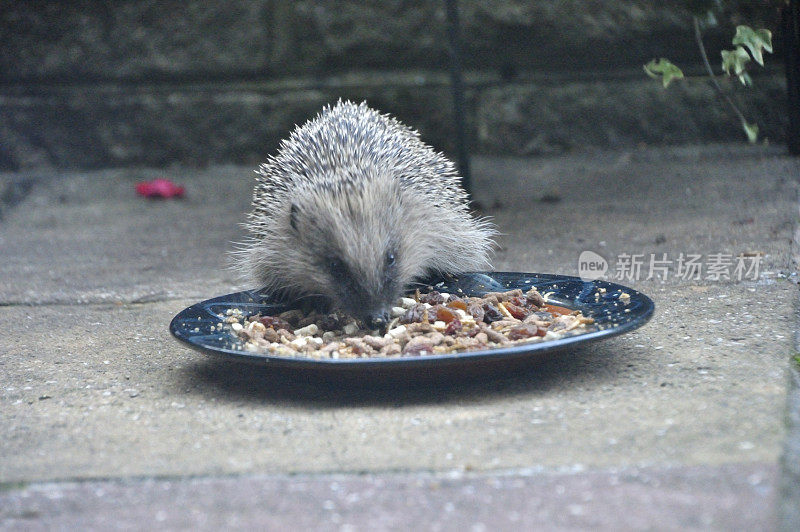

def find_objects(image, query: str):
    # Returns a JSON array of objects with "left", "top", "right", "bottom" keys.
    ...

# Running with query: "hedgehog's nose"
[{"left": 366, "top": 311, "right": 389, "bottom": 330}]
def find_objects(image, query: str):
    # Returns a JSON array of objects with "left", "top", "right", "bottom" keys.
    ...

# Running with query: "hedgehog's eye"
[
  {"left": 328, "top": 257, "right": 347, "bottom": 278},
  {"left": 385, "top": 251, "right": 396, "bottom": 267}
]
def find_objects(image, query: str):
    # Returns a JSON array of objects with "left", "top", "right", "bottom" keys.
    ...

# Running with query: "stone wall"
[{"left": 0, "top": 0, "right": 787, "bottom": 169}]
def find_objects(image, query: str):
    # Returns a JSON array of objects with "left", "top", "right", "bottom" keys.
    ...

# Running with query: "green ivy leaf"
[
  {"left": 742, "top": 120, "right": 759, "bottom": 143},
  {"left": 721, "top": 46, "right": 752, "bottom": 85},
  {"left": 732, "top": 26, "right": 773, "bottom": 66},
  {"left": 739, "top": 72, "right": 753, "bottom": 86},
  {"left": 643, "top": 58, "right": 685, "bottom": 88}
]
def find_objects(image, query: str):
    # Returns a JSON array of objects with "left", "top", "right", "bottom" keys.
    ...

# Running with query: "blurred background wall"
[{"left": 0, "top": 0, "right": 787, "bottom": 170}]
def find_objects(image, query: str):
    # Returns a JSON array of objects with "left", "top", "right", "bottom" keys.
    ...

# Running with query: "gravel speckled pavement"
[{"left": 1, "top": 144, "right": 798, "bottom": 530}]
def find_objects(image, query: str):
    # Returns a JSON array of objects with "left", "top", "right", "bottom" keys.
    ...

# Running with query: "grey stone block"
[
  {"left": 0, "top": 1, "right": 778, "bottom": 81},
  {"left": 475, "top": 72, "right": 788, "bottom": 154},
  {"left": 0, "top": 1, "right": 278, "bottom": 81},
  {"left": 0, "top": 82, "right": 461, "bottom": 168},
  {"left": 0, "top": 1, "right": 787, "bottom": 168},
  {"left": 0, "top": 72, "right": 788, "bottom": 169}
]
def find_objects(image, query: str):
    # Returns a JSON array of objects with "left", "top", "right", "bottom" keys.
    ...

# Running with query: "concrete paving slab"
[
  {"left": 0, "top": 463, "right": 777, "bottom": 531},
  {"left": 0, "top": 144, "right": 797, "bottom": 527},
  {"left": 1, "top": 144, "right": 796, "bottom": 305},
  {"left": 0, "top": 166, "right": 252, "bottom": 305},
  {"left": 475, "top": 144, "right": 797, "bottom": 278},
  {"left": 0, "top": 280, "right": 792, "bottom": 483}
]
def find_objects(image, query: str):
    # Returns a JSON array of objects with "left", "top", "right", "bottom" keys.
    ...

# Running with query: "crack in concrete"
[
  {"left": 0, "top": 175, "right": 37, "bottom": 220},
  {"left": 0, "top": 295, "right": 199, "bottom": 308},
  {"left": 778, "top": 192, "right": 800, "bottom": 531},
  {"left": 779, "top": 365, "right": 800, "bottom": 531}
]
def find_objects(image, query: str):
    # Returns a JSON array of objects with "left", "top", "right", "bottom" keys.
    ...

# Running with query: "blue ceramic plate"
[{"left": 170, "top": 272, "right": 654, "bottom": 372}]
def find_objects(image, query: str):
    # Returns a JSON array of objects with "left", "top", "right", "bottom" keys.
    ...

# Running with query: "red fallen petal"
[{"left": 136, "top": 178, "right": 185, "bottom": 198}]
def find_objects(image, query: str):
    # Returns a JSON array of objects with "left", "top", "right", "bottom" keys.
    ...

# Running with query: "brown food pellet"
[
  {"left": 403, "top": 336, "right": 434, "bottom": 356},
  {"left": 427, "top": 332, "right": 445, "bottom": 347},
  {"left": 381, "top": 343, "right": 402, "bottom": 357},
  {"left": 262, "top": 327, "right": 279, "bottom": 343},
  {"left": 483, "top": 326, "right": 508, "bottom": 344},
  {"left": 467, "top": 303, "right": 485, "bottom": 322},
  {"left": 363, "top": 335, "right": 389, "bottom": 350},
  {"left": 276, "top": 329, "right": 295, "bottom": 341},
  {"left": 344, "top": 338, "right": 374, "bottom": 356},
  {"left": 526, "top": 289, "right": 546, "bottom": 307}
]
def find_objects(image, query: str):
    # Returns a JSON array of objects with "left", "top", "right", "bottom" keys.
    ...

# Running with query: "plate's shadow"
[{"left": 181, "top": 341, "right": 626, "bottom": 407}]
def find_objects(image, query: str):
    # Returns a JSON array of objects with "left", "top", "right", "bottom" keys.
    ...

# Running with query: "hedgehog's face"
[{"left": 288, "top": 176, "right": 413, "bottom": 327}]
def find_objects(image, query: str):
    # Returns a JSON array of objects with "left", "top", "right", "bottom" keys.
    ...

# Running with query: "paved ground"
[{"left": 1, "top": 144, "right": 798, "bottom": 529}]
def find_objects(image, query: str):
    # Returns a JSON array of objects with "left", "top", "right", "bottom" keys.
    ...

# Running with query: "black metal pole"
[
  {"left": 444, "top": 0, "right": 472, "bottom": 197},
  {"left": 784, "top": 0, "right": 800, "bottom": 155}
]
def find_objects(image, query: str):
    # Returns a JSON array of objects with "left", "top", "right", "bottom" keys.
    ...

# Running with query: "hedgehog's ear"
[{"left": 289, "top": 203, "right": 299, "bottom": 232}]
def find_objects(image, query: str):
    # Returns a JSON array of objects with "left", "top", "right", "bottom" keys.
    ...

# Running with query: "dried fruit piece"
[
  {"left": 258, "top": 315, "right": 294, "bottom": 332},
  {"left": 508, "top": 296, "right": 527, "bottom": 308},
  {"left": 447, "top": 299, "right": 468, "bottom": 311},
  {"left": 444, "top": 318, "right": 462, "bottom": 335},
  {"left": 419, "top": 291, "right": 445, "bottom": 305},
  {"left": 400, "top": 304, "right": 429, "bottom": 324},
  {"left": 467, "top": 303, "right": 485, "bottom": 322},
  {"left": 435, "top": 306, "right": 458, "bottom": 324},
  {"left": 508, "top": 323, "right": 545, "bottom": 340},
  {"left": 543, "top": 304, "right": 573, "bottom": 316},
  {"left": 503, "top": 302, "right": 529, "bottom": 320},
  {"left": 277, "top": 309, "right": 304, "bottom": 326},
  {"left": 482, "top": 303, "right": 504, "bottom": 323}
]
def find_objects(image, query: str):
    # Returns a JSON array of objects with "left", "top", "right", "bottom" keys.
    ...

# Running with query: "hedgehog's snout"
[
  {"left": 346, "top": 294, "right": 391, "bottom": 329},
  {"left": 365, "top": 310, "right": 390, "bottom": 330},
  {"left": 324, "top": 245, "right": 400, "bottom": 329},
  {"left": 331, "top": 278, "right": 393, "bottom": 329}
]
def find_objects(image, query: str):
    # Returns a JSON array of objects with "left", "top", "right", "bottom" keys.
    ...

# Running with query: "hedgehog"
[{"left": 234, "top": 100, "right": 495, "bottom": 327}]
